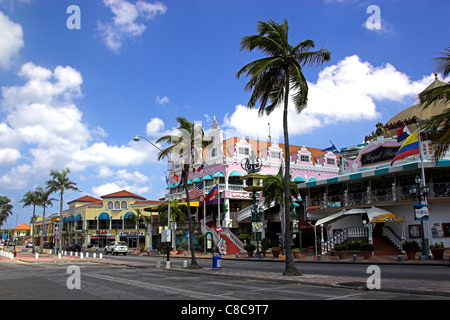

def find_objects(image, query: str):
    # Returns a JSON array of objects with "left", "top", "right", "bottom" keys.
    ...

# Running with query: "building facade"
[
  {"left": 60, "top": 191, "right": 162, "bottom": 250},
  {"left": 298, "top": 77, "right": 450, "bottom": 256},
  {"left": 166, "top": 117, "right": 340, "bottom": 251}
]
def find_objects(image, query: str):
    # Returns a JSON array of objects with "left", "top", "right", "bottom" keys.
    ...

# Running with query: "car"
[
  {"left": 43, "top": 241, "right": 54, "bottom": 249},
  {"left": 26, "top": 242, "right": 33, "bottom": 248},
  {"left": 66, "top": 243, "right": 82, "bottom": 252},
  {"left": 104, "top": 241, "right": 128, "bottom": 256}
]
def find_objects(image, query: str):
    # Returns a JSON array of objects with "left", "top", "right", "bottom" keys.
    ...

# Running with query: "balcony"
[{"left": 305, "top": 182, "right": 450, "bottom": 212}]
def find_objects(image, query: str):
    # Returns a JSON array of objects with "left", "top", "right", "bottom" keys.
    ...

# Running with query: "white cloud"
[
  {"left": 91, "top": 181, "right": 149, "bottom": 198},
  {"left": 0, "top": 147, "right": 21, "bottom": 165},
  {"left": 0, "top": 11, "right": 23, "bottom": 69},
  {"left": 225, "top": 55, "right": 438, "bottom": 139},
  {"left": 0, "top": 62, "right": 159, "bottom": 189},
  {"left": 98, "top": 0, "right": 167, "bottom": 53},
  {"left": 155, "top": 95, "right": 169, "bottom": 105}
]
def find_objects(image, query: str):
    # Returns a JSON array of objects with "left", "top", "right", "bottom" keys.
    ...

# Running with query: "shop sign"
[
  {"left": 371, "top": 213, "right": 404, "bottom": 223},
  {"left": 360, "top": 146, "right": 399, "bottom": 166},
  {"left": 93, "top": 230, "right": 111, "bottom": 236},
  {"left": 119, "top": 231, "right": 145, "bottom": 237},
  {"left": 414, "top": 204, "right": 429, "bottom": 221}
]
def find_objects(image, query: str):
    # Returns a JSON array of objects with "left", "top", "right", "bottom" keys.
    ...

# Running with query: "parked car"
[
  {"left": 66, "top": 243, "right": 82, "bottom": 252},
  {"left": 43, "top": 241, "right": 54, "bottom": 249},
  {"left": 26, "top": 242, "right": 33, "bottom": 248},
  {"left": 104, "top": 241, "right": 128, "bottom": 256}
]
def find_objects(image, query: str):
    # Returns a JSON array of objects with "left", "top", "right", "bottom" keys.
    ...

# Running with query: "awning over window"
[
  {"left": 98, "top": 212, "right": 110, "bottom": 220},
  {"left": 73, "top": 214, "right": 82, "bottom": 221},
  {"left": 123, "top": 211, "right": 135, "bottom": 219},
  {"left": 229, "top": 170, "right": 243, "bottom": 177}
]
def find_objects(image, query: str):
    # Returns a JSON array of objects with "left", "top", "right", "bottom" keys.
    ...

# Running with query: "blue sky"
[{"left": 0, "top": 0, "right": 449, "bottom": 228}]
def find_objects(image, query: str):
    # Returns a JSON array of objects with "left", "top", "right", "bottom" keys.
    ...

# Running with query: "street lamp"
[
  {"left": 241, "top": 151, "right": 264, "bottom": 258},
  {"left": 133, "top": 135, "right": 172, "bottom": 263},
  {"left": 408, "top": 175, "right": 430, "bottom": 260}
]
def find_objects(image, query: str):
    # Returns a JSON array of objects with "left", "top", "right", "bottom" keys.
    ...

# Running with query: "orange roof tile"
[
  {"left": 101, "top": 190, "right": 146, "bottom": 200},
  {"left": 13, "top": 223, "right": 30, "bottom": 230},
  {"left": 68, "top": 195, "right": 102, "bottom": 204}
]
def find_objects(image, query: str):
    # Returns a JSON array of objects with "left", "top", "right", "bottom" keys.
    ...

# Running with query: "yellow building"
[
  {"left": 32, "top": 214, "right": 60, "bottom": 247},
  {"left": 61, "top": 190, "right": 162, "bottom": 250}
]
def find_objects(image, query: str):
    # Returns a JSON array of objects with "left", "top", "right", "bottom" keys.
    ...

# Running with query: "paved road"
[
  {"left": 103, "top": 254, "right": 450, "bottom": 282},
  {"left": 0, "top": 260, "right": 446, "bottom": 303}
]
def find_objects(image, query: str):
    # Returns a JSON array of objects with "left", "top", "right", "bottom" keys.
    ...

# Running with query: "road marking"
[{"left": 84, "top": 273, "right": 241, "bottom": 300}]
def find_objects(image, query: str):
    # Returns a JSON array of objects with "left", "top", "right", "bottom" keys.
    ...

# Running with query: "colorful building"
[
  {"left": 166, "top": 117, "right": 340, "bottom": 253},
  {"left": 60, "top": 191, "right": 163, "bottom": 250},
  {"left": 298, "top": 76, "right": 450, "bottom": 257}
]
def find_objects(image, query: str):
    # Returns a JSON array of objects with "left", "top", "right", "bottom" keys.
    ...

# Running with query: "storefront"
[{"left": 119, "top": 231, "right": 145, "bottom": 248}]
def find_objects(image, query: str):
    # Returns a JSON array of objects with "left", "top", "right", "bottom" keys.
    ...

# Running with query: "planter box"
[{"left": 431, "top": 248, "right": 444, "bottom": 260}]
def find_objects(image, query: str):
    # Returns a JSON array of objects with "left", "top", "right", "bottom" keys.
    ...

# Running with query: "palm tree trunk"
[
  {"left": 183, "top": 164, "right": 200, "bottom": 268},
  {"left": 282, "top": 71, "right": 301, "bottom": 276}
]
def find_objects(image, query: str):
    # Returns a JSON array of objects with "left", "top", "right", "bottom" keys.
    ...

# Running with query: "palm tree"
[
  {"left": 46, "top": 168, "right": 81, "bottom": 252},
  {"left": 419, "top": 46, "right": 450, "bottom": 161},
  {"left": 0, "top": 195, "right": 13, "bottom": 227},
  {"left": 35, "top": 186, "right": 57, "bottom": 253},
  {"left": 156, "top": 116, "right": 211, "bottom": 268},
  {"left": 237, "top": 19, "right": 331, "bottom": 276},
  {"left": 20, "top": 190, "right": 40, "bottom": 253},
  {"left": 157, "top": 200, "right": 187, "bottom": 226},
  {"left": 262, "top": 166, "right": 299, "bottom": 255}
]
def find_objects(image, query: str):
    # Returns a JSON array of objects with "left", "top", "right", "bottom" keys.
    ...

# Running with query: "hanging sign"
[{"left": 414, "top": 204, "right": 429, "bottom": 221}]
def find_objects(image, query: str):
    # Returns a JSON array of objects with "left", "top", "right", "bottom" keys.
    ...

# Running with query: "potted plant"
[
  {"left": 360, "top": 242, "right": 375, "bottom": 258},
  {"left": 271, "top": 246, "right": 281, "bottom": 258},
  {"left": 402, "top": 241, "right": 420, "bottom": 260},
  {"left": 430, "top": 242, "right": 445, "bottom": 260},
  {"left": 334, "top": 243, "right": 348, "bottom": 259},
  {"left": 261, "top": 238, "right": 271, "bottom": 257},
  {"left": 292, "top": 248, "right": 300, "bottom": 258},
  {"left": 177, "top": 248, "right": 185, "bottom": 255},
  {"left": 244, "top": 244, "right": 256, "bottom": 257}
]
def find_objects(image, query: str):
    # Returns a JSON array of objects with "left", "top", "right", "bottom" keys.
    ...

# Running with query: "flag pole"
[{"left": 417, "top": 122, "right": 433, "bottom": 250}]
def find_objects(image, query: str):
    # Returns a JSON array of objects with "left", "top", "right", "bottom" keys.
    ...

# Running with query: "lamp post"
[
  {"left": 409, "top": 175, "right": 430, "bottom": 260},
  {"left": 241, "top": 151, "right": 263, "bottom": 258},
  {"left": 133, "top": 135, "right": 172, "bottom": 263}
]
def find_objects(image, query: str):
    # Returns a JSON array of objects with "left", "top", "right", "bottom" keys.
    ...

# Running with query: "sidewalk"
[{"left": 2, "top": 251, "right": 449, "bottom": 297}]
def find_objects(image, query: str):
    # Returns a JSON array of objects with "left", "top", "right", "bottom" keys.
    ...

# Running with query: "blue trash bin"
[{"left": 212, "top": 253, "right": 222, "bottom": 270}]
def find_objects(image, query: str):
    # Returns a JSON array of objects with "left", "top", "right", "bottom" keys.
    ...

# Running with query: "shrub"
[
  {"left": 430, "top": 242, "right": 444, "bottom": 249},
  {"left": 244, "top": 244, "right": 256, "bottom": 252},
  {"left": 261, "top": 238, "right": 271, "bottom": 251},
  {"left": 334, "top": 243, "right": 348, "bottom": 251},
  {"left": 360, "top": 242, "right": 375, "bottom": 252},
  {"left": 347, "top": 241, "right": 361, "bottom": 251},
  {"left": 402, "top": 241, "right": 420, "bottom": 252},
  {"left": 238, "top": 233, "right": 251, "bottom": 244}
]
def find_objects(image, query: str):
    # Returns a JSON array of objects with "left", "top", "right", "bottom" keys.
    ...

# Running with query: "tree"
[
  {"left": 262, "top": 166, "right": 299, "bottom": 255},
  {"left": 35, "top": 186, "right": 57, "bottom": 253},
  {"left": 46, "top": 168, "right": 81, "bottom": 252},
  {"left": 419, "top": 46, "right": 450, "bottom": 161},
  {"left": 157, "top": 200, "right": 187, "bottom": 226},
  {"left": 20, "top": 190, "right": 40, "bottom": 253},
  {"left": 237, "top": 19, "right": 331, "bottom": 276},
  {"left": 156, "top": 116, "right": 211, "bottom": 268},
  {"left": 0, "top": 195, "right": 13, "bottom": 228}
]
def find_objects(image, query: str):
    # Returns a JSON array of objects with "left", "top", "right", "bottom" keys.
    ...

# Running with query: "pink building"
[{"left": 167, "top": 118, "right": 339, "bottom": 252}]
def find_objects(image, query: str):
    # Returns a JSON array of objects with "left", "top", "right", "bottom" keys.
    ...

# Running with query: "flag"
[
  {"left": 396, "top": 123, "right": 411, "bottom": 142},
  {"left": 188, "top": 182, "right": 204, "bottom": 200},
  {"left": 202, "top": 183, "right": 218, "bottom": 202},
  {"left": 174, "top": 172, "right": 179, "bottom": 182},
  {"left": 322, "top": 143, "right": 339, "bottom": 154},
  {"left": 197, "top": 164, "right": 204, "bottom": 172},
  {"left": 391, "top": 130, "right": 419, "bottom": 166}
]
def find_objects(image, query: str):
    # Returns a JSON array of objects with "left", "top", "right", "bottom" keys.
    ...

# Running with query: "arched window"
[
  {"left": 107, "top": 201, "right": 113, "bottom": 209},
  {"left": 114, "top": 201, "right": 120, "bottom": 209},
  {"left": 121, "top": 201, "right": 127, "bottom": 209}
]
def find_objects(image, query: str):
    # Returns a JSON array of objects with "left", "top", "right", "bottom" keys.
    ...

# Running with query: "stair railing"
[
  {"left": 382, "top": 226, "right": 404, "bottom": 252},
  {"left": 322, "top": 227, "right": 368, "bottom": 254}
]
